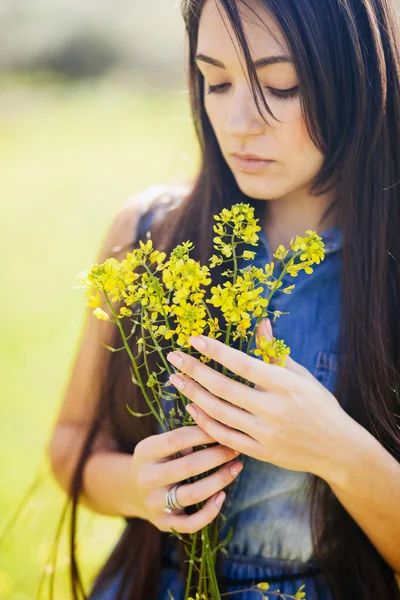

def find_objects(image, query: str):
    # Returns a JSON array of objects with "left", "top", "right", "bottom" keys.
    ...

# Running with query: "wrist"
[
  {"left": 319, "top": 413, "right": 378, "bottom": 491},
  {"left": 83, "top": 450, "right": 147, "bottom": 519}
]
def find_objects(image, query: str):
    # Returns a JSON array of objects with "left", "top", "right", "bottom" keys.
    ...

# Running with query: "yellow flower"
[
  {"left": 281, "top": 284, "right": 295, "bottom": 294},
  {"left": 256, "top": 582, "right": 270, "bottom": 590},
  {"left": 294, "top": 584, "right": 307, "bottom": 599},
  {"left": 207, "top": 317, "right": 222, "bottom": 339},
  {"left": 290, "top": 230, "right": 325, "bottom": 262},
  {"left": 214, "top": 207, "right": 233, "bottom": 223},
  {"left": 207, "top": 273, "right": 268, "bottom": 339},
  {"left": 209, "top": 254, "right": 223, "bottom": 268},
  {"left": 131, "top": 272, "right": 169, "bottom": 320},
  {"left": 253, "top": 335, "right": 291, "bottom": 366},
  {"left": 150, "top": 249, "right": 166, "bottom": 268},
  {"left": 273, "top": 244, "right": 289, "bottom": 261},
  {"left": 162, "top": 248, "right": 211, "bottom": 305},
  {"left": 213, "top": 203, "right": 261, "bottom": 251},
  {"left": 86, "top": 290, "right": 102, "bottom": 308},
  {"left": 242, "top": 250, "right": 256, "bottom": 260},
  {"left": 93, "top": 308, "right": 110, "bottom": 321},
  {"left": 139, "top": 239, "right": 153, "bottom": 254},
  {"left": 286, "top": 230, "right": 325, "bottom": 274},
  {"left": 118, "top": 307, "right": 133, "bottom": 319},
  {"left": 170, "top": 300, "right": 208, "bottom": 347}
]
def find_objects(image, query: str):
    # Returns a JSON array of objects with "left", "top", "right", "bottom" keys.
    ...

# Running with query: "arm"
[
  {"left": 48, "top": 188, "right": 157, "bottom": 518},
  {"left": 322, "top": 419, "right": 400, "bottom": 575},
  {"left": 164, "top": 332, "right": 400, "bottom": 578}
]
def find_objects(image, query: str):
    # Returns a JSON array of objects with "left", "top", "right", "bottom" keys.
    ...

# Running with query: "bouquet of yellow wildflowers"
[{"left": 76, "top": 203, "right": 325, "bottom": 600}]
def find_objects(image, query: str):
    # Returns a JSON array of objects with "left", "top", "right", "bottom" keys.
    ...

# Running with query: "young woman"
[{"left": 48, "top": 0, "right": 400, "bottom": 599}]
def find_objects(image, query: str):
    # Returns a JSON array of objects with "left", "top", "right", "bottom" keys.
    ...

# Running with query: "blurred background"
[{"left": 0, "top": 1, "right": 199, "bottom": 598}]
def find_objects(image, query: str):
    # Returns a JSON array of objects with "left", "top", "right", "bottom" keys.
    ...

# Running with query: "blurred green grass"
[{"left": 0, "top": 74, "right": 198, "bottom": 599}]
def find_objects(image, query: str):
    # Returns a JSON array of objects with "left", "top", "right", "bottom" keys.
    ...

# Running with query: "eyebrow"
[{"left": 195, "top": 53, "right": 294, "bottom": 70}]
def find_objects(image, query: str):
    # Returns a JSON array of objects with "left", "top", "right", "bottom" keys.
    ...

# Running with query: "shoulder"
[{"left": 101, "top": 181, "right": 192, "bottom": 261}]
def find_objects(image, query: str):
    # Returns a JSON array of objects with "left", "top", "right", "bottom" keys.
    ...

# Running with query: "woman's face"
[{"left": 196, "top": 0, "right": 324, "bottom": 202}]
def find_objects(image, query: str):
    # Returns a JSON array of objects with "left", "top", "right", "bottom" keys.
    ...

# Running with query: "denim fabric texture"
[{"left": 88, "top": 192, "right": 343, "bottom": 599}]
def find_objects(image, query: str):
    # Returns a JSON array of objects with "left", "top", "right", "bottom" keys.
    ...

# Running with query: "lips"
[
  {"left": 231, "top": 153, "right": 274, "bottom": 173},
  {"left": 232, "top": 153, "right": 271, "bottom": 161}
]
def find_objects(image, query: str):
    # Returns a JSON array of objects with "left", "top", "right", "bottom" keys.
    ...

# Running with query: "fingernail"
[
  {"left": 266, "top": 318, "right": 273, "bottom": 335},
  {"left": 186, "top": 404, "right": 198, "bottom": 418},
  {"left": 167, "top": 352, "right": 183, "bottom": 367},
  {"left": 188, "top": 336, "right": 206, "bottom": 350},
  {"left": 169, "top": 374, "right": 185, "bottom": 390},
  {"left": 230, "top": 462, "right": 243, "bottom": 477},
  {"left": 215, "top": 491, "right": 225, "bottom": 506}
]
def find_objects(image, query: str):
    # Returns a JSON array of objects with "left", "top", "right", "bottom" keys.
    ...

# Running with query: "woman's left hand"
[{"left": 167, "top": 319, "right": 354, "bottom": 479}]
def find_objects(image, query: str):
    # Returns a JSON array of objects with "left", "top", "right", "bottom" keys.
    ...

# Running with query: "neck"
[{"left": 261, "top": 188, "right": 337, "bottom": 259}]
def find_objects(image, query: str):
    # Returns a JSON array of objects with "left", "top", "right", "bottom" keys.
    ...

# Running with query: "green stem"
[
  {"left": 140, "top": 307, "right": 169, "bottom": 431},
  {"left": 244, "top": 254, "right": 298, "bottom": 357},
  {"left": 201, "top": 299, "right": 219, "bottom": 372},
  {"left": 222, "top": 324, "right": 232, "bottom": 377},
  {"left": 184, "top": 531, "right": 198, "bottom": 600},
  {"left": 231, "top": 234, "right": 238, "bottom": 284},
  {"left": 104, "top": 293, "right": 164, "bottom": 429},
  {"left": 198, "top": 533, "right": 206, "bottom": 595},
  {"left": 219, "top": 234, "right": 238, "bottom": 377},
  {"left": 220, "top": 587, "right": 302, "bottom": 599},
  {"left": 203, "top": 526, "right": 221, "bottom": 600},
  {"left": 142, "top": 263, "right": 187, "bottom": 407},
  {"left": 142, "top": 262, "right": 179, "bottom": 353}
]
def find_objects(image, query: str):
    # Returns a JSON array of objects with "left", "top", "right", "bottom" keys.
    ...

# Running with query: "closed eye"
[{"left": 206, "top": 82, "right": 299, "bottom": 100}]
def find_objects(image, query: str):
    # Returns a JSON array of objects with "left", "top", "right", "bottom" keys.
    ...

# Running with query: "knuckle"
[
  {"left": 186, "top": 359, "right": 196, "bottom": 378},
  {"left": 165, "top": 429, "right": 182, "bottom": 452},
  {"left": 213, "top": 382, "right": 227, "bottom": 399},
  {"left": 135, "top": 437, "right": 150, "bottom": 459},
  {"left": 137, "top": 467, "right": 155, "bottom": 488},
  {"left": 182, "top": 486, "right": 195, "bottom": 505},
  {"left": 180, "top": 462, "right": 192, "bottom": 481},
  {"left": 184, "top": 378, "right": 194, "bottom": 396},
  {"left": 220, "top": 445, "right": 235, "bottom": 462},
  {"left": 212, "top": 407, "right": 224, "bottom": 422}
]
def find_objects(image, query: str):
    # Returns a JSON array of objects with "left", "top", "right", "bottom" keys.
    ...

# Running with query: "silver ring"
[{"left": 164, "top": 483, "right": 185, "bottom": 514}]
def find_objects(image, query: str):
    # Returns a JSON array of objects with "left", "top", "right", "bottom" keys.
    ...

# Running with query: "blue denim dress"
[{"left": 89, "top": 193, "right": 343, "bottom": 600}]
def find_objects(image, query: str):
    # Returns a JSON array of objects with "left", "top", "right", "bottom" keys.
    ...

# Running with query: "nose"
[{"left": 225, "top": 84, "right": 269, "bottom": 137}]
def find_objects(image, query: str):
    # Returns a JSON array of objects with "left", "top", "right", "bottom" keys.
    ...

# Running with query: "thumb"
[
  {"left": 256, "top": 318, "right": 313, "bottom": 380},
  {"left": 256, "top": 316, "right": 273, "bottom": 342}
]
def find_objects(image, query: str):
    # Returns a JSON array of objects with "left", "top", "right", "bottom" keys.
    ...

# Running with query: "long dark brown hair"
[{"left": 62, "top": 0, "right": 400, "bottom": 598}]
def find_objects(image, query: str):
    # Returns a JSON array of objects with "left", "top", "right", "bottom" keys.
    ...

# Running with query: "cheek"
[
  {"left": 280, "top": 108, "right": 324, "bottom": 182},
  {"left": 204, "top": 99, "right": 225, "bottom": 141}
]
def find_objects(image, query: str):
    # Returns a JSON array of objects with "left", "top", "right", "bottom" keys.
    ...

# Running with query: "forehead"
[{"left": 197, "top": 0, "right": 289, "bottom": 63}]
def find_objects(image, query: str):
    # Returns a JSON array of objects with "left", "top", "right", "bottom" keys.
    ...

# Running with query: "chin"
[{"left": 235, "top": 177, "right": 288, "bottom": 200}]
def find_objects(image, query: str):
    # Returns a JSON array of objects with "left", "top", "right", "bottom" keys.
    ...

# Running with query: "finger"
[
  {"left": 167, "top": 459, "right": 243, "bottom": 509},
  {"left": 257, "top": 319, "right": 312, "bottom": 379},
  {"left": 150, "top": 443, "right": 239, "bottom": 488},
  {"left": 167, "top": 351, "right": 260, "bottom": 412},
  {"left": 162, "top": 490, "right": 226, "bottom": 534},
  {"left": 186, "top": 403, "right": 261, "bottom": 459},
  {"left": 255, "top": 319, "right": 279, "bottom": 366},
  {"left": 186, "top": 335, "right": 299, "bottom": 392},
  {"left": 138, "top": 426, "right": 217, "bottom": 462},
  {"left": 179, "top": 447, "right": 193, "bottom": 457},
  {"left": 169, "top": 373, "right": 256, "bottom": 435}
]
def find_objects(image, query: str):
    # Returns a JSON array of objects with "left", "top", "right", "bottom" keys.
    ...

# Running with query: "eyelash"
[{"left": 206, "top": 83, "right": 299, "bottom": 100}]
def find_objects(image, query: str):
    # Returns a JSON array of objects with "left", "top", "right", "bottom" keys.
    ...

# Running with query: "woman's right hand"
[{"left": 130, "top": 425, "right": 243, "bottom": 534}]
